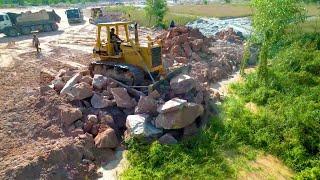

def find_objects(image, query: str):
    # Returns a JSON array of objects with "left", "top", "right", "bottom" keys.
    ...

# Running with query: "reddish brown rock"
[
  {"left": 175, "top": 57, "right": 188, "bottom": 64},
  {"left": 191, "top": 39, "right": 204, "bottom": 52},
  {"left": 191, "top": 52, "right": 201, "bottom": 62},
  {"left": 94, "top": 128, "right": 119, "bottom": 148},
  {"left": 80, "top": 76, "right": 93, "bottom": 85},
  {"left": 69, "top": 82, "right": 93, "bottom": 100},
  {"left": 90, "top": 93, "right": 114, "bottom": 109},
  {"left": 135, "top": 96, "right": 158, "bottom": 114},
  {"left": 111, "top": 88, "right": 136, "bottom": 109},
  {"left": 183, "top": 42, "right": 193, "bottom": 58},
  {"left": 170, "top": 74, "right": 196, "bottom": 94},
  {"left": 58, "top": 105, "right": 82, "bottom": 126}
]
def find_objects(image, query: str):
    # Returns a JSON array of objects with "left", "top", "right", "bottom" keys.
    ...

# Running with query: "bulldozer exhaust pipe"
[{"left": 134, "top": 23, "right": 139, "bottom": 44}]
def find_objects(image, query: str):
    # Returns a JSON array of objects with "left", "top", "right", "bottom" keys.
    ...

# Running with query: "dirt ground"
[{"left": 0, "top": 6, "right": 162, "bottom": 178}]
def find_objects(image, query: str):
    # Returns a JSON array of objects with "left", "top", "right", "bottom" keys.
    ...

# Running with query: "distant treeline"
[{"left": 0, "top": 0, "right": 98, "bottom": 6}]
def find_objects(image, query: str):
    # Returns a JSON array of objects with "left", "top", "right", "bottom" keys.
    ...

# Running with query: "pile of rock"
[
  {"left": 157, "top": 26, "right": 243, "bottom": 84},
  {"left": 49, "top": 68, "right": 207, "bottom": 146},
  {"left": 215, "top": 27, "right": 243, "bottom": 44}
]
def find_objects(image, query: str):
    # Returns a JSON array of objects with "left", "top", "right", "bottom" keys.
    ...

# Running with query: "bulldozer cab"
[
  {"left": 94, "top": 21, "right": 130, "bottom": 58},
  {"left": 90, "top": 8, "right": 103, "bottom": 18}
]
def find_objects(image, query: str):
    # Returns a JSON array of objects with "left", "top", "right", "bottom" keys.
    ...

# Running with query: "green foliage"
[
  {"left": 230, "top": 34, "right": 320, "bottom": 177},
  {"left": 251, "top": 0, "right": 307, "bottom": 84},
  {"left": 105, "top": 6, "right": 197, "bottom": 28},
  {"left": 145, "top": 0, "right": 168, "bottom": 27},
  {"left": 203, "top": 0, "right": 208, "bottom": 5}
]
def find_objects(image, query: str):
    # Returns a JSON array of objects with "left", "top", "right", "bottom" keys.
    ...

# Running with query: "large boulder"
[
  {"left": 170, "top": 74, "right": 196, "bottom": 94},
  {"left": 135, "top": 96, "right": 158, "bottom": 114},
  {"left": 155, "top": 102, "right": 203, "bottom": 129},
  {"left": 91, "top": 93, "right": 114, "bottom": 109},
  {"left": 92, "top": 74, "right": 107, "bottom": 90},
  {"left": 126, "top": 114, "right": 162, "bottom": 138},
  {"left": 94, "top": 128, "right": 119, "bottom": 148},
  {"left": 157, "top": 98, "right": 187, "bottom": 113},
  {"left": 60, "top": 73, "right": 82, "bottom": 95},
  {"left": 111, "top": 88, "right": 136, "bottom": 109},
  {"left": 58, "top": 105, "right": 82, "bottom": 126},
  {"left": 68, "top": 82, "right": 93, "bottom": 100}
]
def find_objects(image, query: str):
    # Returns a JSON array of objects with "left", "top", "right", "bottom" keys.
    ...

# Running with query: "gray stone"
[
  {"left": 126, "top": 114, "right": 162, "bottom": 138},
  {"left": 92, "top": 74, "right": 107, "bottom": 90},
  {"left": 158, "top": 133, "right": 178, "bottom": 145},
  {"left": 87, "top": 114, "right": 98, "bottom": 124},
  {"left": 91, "top": 93, "right": 115, "bottom": 109},
  {"left": 157, "top": 98, "right": 187, "bottom": 113},
  {"left": 155, "top": 103, "right": 204, "bottom": 129},
  {"left": 170, "top": 74, "right": 196, "bottom": 94},
  {"left": 60, "top": 73, "right": 82, "bottom": 95}
]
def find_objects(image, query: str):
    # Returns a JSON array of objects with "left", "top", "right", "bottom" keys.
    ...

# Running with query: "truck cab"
[
  {"left": 65, "top": 8, "right": 84, "bottom": 24},
  {"left": 0, "top": 13, "right": 12, "bottom": 33}
]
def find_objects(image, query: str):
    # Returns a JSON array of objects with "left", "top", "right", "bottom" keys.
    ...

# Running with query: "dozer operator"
[{"left": 90, "top": 21, "right": 164, "bottom": 86}]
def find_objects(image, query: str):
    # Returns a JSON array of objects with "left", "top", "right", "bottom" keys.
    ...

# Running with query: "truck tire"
[
  {"left": 51, "top": 24, "right": 59, "bottom": 31},
  {"left": 43, "top": 24, "right": 52, "bottom": 32},
  {"left": 4, "top": 27, "right": 18, "bottom": 37},
  {"left": 21, "top": 26, "right": 31, "bottom": 35}
]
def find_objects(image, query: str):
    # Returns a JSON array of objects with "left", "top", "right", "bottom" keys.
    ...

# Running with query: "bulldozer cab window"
[
  {"left": 99, "top": 26, "right": 108, "bottom": 45},
  {"left": 98, "top": 25, "right": 128, "bottom": 43}
]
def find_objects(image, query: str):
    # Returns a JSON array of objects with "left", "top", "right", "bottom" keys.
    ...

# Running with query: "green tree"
[
  {"left": 145, "top": 0, "right": 168, "bottom": 27},
  {"left": 251, "top": 0, "right": 306, "bottom": 84}
]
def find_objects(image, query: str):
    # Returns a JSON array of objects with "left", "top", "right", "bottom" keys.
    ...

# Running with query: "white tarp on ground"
[{"left": 187, "top": 17, "right": 253, "bottom": 38}]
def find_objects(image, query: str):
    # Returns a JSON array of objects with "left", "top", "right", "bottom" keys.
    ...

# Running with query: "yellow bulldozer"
[{"left": 90, "top": 21, "right": 164, "bottom": 86}]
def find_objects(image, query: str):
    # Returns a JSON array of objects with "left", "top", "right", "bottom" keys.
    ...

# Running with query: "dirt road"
[{"left": 0, "top": 6, "right": 125, "bottom": 178}]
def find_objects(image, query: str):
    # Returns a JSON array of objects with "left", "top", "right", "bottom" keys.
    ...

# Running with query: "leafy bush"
[{"left": 230, "top": 37, "right": 320, "bottom": 177}]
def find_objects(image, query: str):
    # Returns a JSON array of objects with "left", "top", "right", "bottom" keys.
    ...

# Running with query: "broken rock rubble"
[
  {"left": 47, "top": 26, "right": 238, "bottom": 149},
  {"left": 49, "top": 67, "right": 207, "bottom": 147},
  {"left": 157, "top": 26, "right": 243, "bottom": 84}
]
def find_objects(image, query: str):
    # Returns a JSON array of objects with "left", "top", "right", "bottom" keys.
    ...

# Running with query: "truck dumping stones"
[{"left": 0, "top": 9, "right": 61, "bottom": 36}]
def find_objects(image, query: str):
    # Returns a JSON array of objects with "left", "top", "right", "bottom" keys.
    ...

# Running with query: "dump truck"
[
  {"left": 0, "top": 9, "right": 61, "bottom": 37},
  {"left": 65, "top": 8, "right": 84, "bottom": 24}
]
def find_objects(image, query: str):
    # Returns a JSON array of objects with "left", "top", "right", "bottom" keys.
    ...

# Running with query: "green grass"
[
  {"left": 105, "top": 6, "right": 198, "bottom": 28},
  {"left": 168, "top": 3, "right": 319, "bottom": 18},
  {"left": 169, "top": 4, "right": 253, "bottom": 18},
  {"left": 121, "top": 109, "right": 264, "bottom": 179}
]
